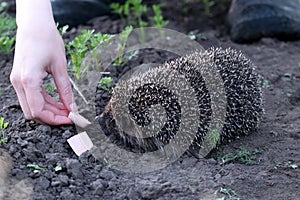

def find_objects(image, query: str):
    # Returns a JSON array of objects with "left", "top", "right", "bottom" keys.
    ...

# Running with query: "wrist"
[{"left": 16, "top": 0, "right": 56, "bottom": 28}]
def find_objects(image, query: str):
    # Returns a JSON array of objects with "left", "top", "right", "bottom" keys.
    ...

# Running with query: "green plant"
[
  {"left": 273, "top": 161, "right": 298, "bottom": 170},
  {"left": 0, "top": 13, "right": 16, "bottom": 54},
  {"left": 286, "top": 92, "right": 292, "bottom": 97},
  {"left": 215, "top": 188, "right": 240, "bottom": 200},
  {"left": 198, "top": 33, "right": 207, "bottom": 40},
  {"left": 290, "top": 163, "right": 298, "bottom": 169},
  {"left": 111, "top": 0, "right": 168, "bottom": 29},
  {"left": 179, "top": 0, "right": 189, "bottom": 16},
  {"left": 202, "top": 0, "right": 214, "bottom": 16},
  {"left": 0, "top": 2, "right": 8, "bottom": 13},
  {"left": 98, "top": 77, "right": 113, "bottom": 92},
  {"left": 150, "top": 4, "right": 169, "bottom": 28},
  {"left": 180, "top": 0, "right": 214, "bottom": 17},
  {"left": 45, "top": 84, "right": 56, "bottom": 97},
  {"left": 111, "top": 0, "right": 148, "bottom": 28},
  {"left": 0, "top": 36, "right": 15, "bottom": 53},
  {"left": 207, "top": 127, "right": 221, "bottom": 148},
  {"left": 221, "top": 147, "right": 262, "bottom": 165},
  {"left": 0, "top": 117, "right": 8, "bottom": 144},
  {"left": 127, "top": 50, "right": 139, "bottom": 60},
  {"left": 57, "top": 23, "right": 69, "bottom": 36},
  {"left": 188, "top": 32, "right": 197, "bottom": 40},
  {"left": 114, "top": 26, "right": 133, "bottom": 66},
  {"left": 283, "top": 72, "right": 293, "bottom": 78},
  {"left": 263, "top": 79, "right": 270, "bottom": 89},
  {"left": 187, "top": 32, "right": 207, "bottom": 41},
  {"left": 27, "top": 164, "right": 47, "bottom": 173},
  {"left": 54, "top": 165, "right": 62, "bottom": 172},
  {"left": 66, "top": 29, "right": 113, "bottom": 80}
]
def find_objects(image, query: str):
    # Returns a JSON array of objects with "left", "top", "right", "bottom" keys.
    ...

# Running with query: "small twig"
[
  {"left": 68, "top": 77, "right": 89, "bottom": 105},
  {"left": 100, "top": 72, "right": 111, "bottom": 75},
  {"left": 100, "top": 101, "right": 112, "bottom": 118}
]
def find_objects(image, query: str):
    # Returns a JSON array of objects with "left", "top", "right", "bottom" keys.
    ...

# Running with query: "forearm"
[{"left": 16, "top": 0, "right": 55, "bottom": 28}]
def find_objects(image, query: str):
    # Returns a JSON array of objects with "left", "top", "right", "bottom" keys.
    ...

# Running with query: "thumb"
[{"left": 52, "top": 64, "right": 77, "bottom": 112}]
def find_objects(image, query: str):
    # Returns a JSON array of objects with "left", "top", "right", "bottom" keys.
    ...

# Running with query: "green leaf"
[
  {"left": 27, "top": 164, "right": 47, "bottom": 171},
  {"left": 198, "top": 33, "right": 207, "bottom": 41},
  {"left": 120, "top": 26, "right": 133, "bottom": 41},
  {"left": 66, "top": 29, "right": 113, "bottom": 80},
  {"left": 59, "top": 25, "right": 69, "bottom": 36},
  {"left": 263, "top": 80, "right": 270, "bottom": 89},
  {"left": 149, "top": 4, "right": 168, "bottom": 28},
  {"left": 220, "top": 188, "right": 237, "bottom": 196},
  {"left": 0, "top": 2, "right": 8, "bottom": 12},
  {"left": 283, "top": 73, "right": 292, "bottom": 78},
  {"left": 3, "top": 122, "right": 8, "bottom": 129},
  {"left": 0, "top": 13, "right": 16, "bottom": 54},
  {"left": 221, "top": 147, "right": 261, "bottom": 165},
  {"left": 98, "top": 77, "right": 113, "bottom": 91},
  {"left": 290, "top": 164, "right": 298, "bottom": 169},
  {"left": 188, "top": 34, "right": 196, "bottom": 40},
  {"left": 0, "top": 138, "right": 7, "bottom": 144},
  {"left": 54, "top": 165, "right": 62, "bottom": 172},
  {"left": 0, "top": 117, "right": 3, "bottom": 127},
  {"left": 124, "top": 2, "right": 130, "bottom": 16}
]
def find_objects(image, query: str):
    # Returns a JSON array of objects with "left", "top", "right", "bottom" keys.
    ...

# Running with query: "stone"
[
  {"left": 91, "top": 179, "right": 105, "bottom": 196},
  {"left": 228, "top": 0, "right": 300, "bottom": 42},
  {"left": 51, "top": 0, "right": 125, "bottom": 27},
  {"left": 35, "top": 177, "right": 50, "bottom": 190},
  {"left": 66, "top": 159, "right": 83, "bottom": 179}
]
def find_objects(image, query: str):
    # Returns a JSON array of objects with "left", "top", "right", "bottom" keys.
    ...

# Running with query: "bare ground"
[{"left": 0, "top": 0, "right": 299, "bottom": 199}]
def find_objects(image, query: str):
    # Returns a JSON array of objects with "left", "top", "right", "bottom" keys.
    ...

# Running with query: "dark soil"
[{"left": 0, "top": 0, "right": 300, "bottom": 200}]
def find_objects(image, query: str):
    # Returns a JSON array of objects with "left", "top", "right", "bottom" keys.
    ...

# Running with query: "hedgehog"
[{"left": 97, "top": 47, "right": 263, "bottom": 156}]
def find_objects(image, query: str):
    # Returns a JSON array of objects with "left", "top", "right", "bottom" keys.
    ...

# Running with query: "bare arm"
[{"left": 10, "top": 0, "right": 76, "bottom": 125}]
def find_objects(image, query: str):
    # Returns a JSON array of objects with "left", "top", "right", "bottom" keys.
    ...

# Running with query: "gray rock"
[
  {"left": 99, "top": 169, "right": 115, "bottom": 180},
  {"left": 17, "top": 138, "right": 28, "bottom": 147},
  {"left": 228, "top": 0, "right": 300, "bottom": 42},
  {"left": 23, "top": 147, "right": 44, "bottom": 162},
  {"left": 45, "top": 153, "right": 59, "bottom": 165},
  {"left": 66, "top": 159, "right": 83, "bottom": 179},
  {"left": 38, "top": 125, "right": 52, "bottom": 135},
  {"left": 127, "top": 187, "right": 141, "bottom": 200},
  {"left": 35, "top": 177, "right": 50, "bottom": 190},
  {"left": 51, "top": 175, "right": 69, "bottom": 187},
  {"left": 51, "top": 0, "right": 120, "bottom": 27},
  {"left": 62, "top": 130, "right": 73, "bottom": 139},
  {"left": 60, "top": 189, "right": 75, "bottom": 200},
  {"left": 92, "top": 179, "right": 105, "bottom": 196}
]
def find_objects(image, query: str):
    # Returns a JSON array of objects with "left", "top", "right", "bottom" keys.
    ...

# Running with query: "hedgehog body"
[{"left": 98, "top": 47, "right": 263, "bottom": 154}]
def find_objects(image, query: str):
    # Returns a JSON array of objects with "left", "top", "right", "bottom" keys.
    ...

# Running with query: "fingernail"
[{"left": 70, "top": 103, "right": 78, "bottom": 112}]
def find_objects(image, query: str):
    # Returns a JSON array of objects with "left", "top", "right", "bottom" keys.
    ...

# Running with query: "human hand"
[
  {"left": 10, "top": 15, "right": 76, "bottom": 125},
  {"left": 10, "top": 25, "right": 75, "bottom": 125}
]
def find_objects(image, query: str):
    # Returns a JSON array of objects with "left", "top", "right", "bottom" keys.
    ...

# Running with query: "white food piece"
[
  {"left": 67, "top": 131, "right": 93, "bottom": 156},
  {"left": 68, "top": 112, "right": 92, "bottom": 128}
]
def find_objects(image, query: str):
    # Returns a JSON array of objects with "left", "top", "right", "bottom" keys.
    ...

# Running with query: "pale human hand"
[{"left": 10, "top": 0, "right": 76, "bottom": 125}]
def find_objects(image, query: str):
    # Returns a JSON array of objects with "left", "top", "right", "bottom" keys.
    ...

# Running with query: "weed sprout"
[
  {"left": 0, "top": 13, "right": 16, "bottom": 54},
  {"left": 0, "top": 117, "right": 9, "bottom": 144}
]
